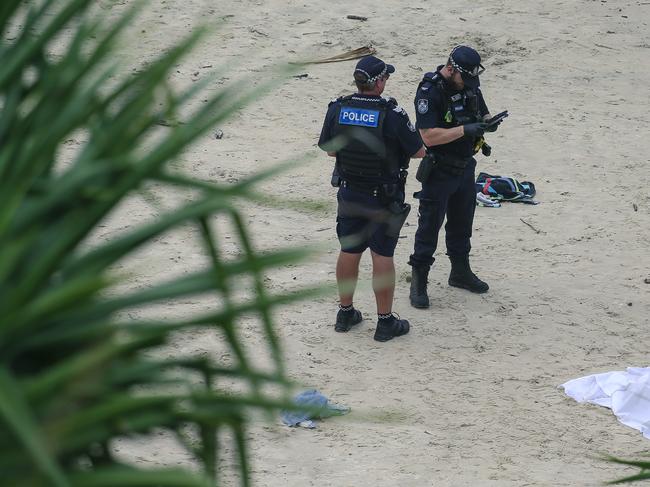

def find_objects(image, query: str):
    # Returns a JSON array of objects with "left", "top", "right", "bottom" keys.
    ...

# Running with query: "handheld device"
[{"left": 486, "top": 110, "right": 509, "bottom": 129}]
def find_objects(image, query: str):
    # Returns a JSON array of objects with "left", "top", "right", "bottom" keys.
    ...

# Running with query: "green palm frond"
[
  {"left": 0, "top": 1, "right": 313, "bottom": 485},
  {"left": 607, "top": 455, "right": 650, "bottom": 484}
]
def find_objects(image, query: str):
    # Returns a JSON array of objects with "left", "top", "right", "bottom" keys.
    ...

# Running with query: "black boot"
[
  {"left": 409, "top": 266, "right": 430, "bottom": 309},
  {"left": 335, "top": 307, "right": 363, "bottom": 332},
  {"left": 448, "top": 255, "right": 489, "bottom": 293},
  {"left": 374, "top": 313, "right": 410, "bottom": 342}
]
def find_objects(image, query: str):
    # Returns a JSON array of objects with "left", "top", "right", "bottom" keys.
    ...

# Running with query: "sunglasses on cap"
[{"left": 449, "top": 56, "right": 485, "bottom": 77}]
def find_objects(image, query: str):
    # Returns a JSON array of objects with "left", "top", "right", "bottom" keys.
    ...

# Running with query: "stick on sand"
[{"left": 520, "top": 218, "right": 543, "bottom": 234}]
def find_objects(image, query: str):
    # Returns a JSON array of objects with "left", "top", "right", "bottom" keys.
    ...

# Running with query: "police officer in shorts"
[
  {"left": 409, "top": 46, "right": 502, "bottom": 308},
  {"left": 318, "top": 56, "right": 425, "bottom": 341}
]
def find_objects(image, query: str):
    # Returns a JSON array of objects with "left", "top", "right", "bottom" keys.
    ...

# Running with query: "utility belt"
[
  {"left": 332, "top": 169, "right": 406, "bottom": 204},
  {"left": 340, "top": 179, "right": 382, "bottom": 197},
  {"left": 415, "top": 151, "right": 473, "bottom": 180},
  {"left": 332, "top": 174, "right": 411, "bottom": 238}
]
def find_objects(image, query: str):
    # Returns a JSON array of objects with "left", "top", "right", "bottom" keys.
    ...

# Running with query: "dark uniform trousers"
[{"left": 409, "top": 157, "right": 477, "bottom": 268}]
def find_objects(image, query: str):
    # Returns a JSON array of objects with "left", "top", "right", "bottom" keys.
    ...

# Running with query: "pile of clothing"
[{"left": 475, "top": 172, "right": 537, "bottom": 207}]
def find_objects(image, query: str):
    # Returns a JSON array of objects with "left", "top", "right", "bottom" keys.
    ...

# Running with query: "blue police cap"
[
  {"left": 449, "top": 45, "right": 485, "bottom": 89},
  {"left": 354, "top": 55, "right": 395, "bottom": 83}
]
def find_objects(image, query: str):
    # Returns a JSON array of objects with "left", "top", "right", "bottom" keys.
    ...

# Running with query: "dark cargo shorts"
[{"left": 336, "top": 187, "right": 399, "bottom": 257}]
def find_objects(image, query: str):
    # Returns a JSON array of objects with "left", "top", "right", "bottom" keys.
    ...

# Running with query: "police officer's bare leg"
[
  {"left": 336, "top": 250, "right": 362, "bottom": 305},
  {"left": 370, "top": 251, "right": 395, "bottom": 314},
  {"left": 370, "top": 251, "right": 410, "bottom": 342},
  {"left": 334, "top": 251, "right": 364, "bottom": 332}
]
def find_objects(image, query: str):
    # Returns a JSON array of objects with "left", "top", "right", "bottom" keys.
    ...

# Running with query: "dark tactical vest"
[
  {"left": 331, "top": 95, "right": 402, "bottom": 182},
  {"left": 417, "top": 71, "right": 484, "bottom": 163},
  {"left": 417, "top": 72, "right": 481, "bottom": 128}
]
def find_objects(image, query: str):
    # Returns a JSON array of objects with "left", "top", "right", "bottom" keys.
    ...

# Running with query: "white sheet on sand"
[{"left": 561, "top": 367, "right": 650, "bottom": 439}]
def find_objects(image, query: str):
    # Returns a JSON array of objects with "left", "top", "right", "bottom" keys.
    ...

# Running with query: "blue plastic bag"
[{"left": 280, "top": 390, "right": 350, "bottom": 428}]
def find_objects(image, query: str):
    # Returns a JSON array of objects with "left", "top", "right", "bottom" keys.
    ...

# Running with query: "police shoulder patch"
[
  {"left": 392, "top": 104, "right": 407, "bottom": 116},
  {"left": 417, "top": 98, "right": 429, "bottom": 114}
]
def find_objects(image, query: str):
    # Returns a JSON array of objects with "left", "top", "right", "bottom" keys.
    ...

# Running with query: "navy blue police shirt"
[
  {"left": 318, "top": 94, "right": 423, "bottom": 184},
  {"left": 414, "top": 66, "right": 489, "bottom": 158}
]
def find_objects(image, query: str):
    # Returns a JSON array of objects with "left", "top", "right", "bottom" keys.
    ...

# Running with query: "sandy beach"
[{"left": 95, "top": 1, "right": 650, "bottom": 485}]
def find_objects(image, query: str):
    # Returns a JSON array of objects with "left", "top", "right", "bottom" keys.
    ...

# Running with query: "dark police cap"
[
  {"left": 354, "top": 55, "right": 395, "bottom": 83},
  {"left": 449, "top": 45, "right": 485, "bottom": 89}
]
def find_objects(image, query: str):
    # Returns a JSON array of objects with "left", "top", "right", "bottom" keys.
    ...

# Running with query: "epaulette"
[
  {"left": 392, "top": 103, "right": 408, "bottom": 116},
  {"left": 418, "top": 71, "right": 439, "bottom": 93}
]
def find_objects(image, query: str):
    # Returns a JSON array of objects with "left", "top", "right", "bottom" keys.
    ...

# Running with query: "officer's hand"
[
  {"left": 463, "top": 122, "right": 488, "bottom": 138},
  {"left": 484, "top": 121, "right": 500, "bottom": 133}
]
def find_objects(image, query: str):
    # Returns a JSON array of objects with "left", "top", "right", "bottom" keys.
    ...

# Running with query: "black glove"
[
  {"left": 463, "top": 122, "right": 487, "bottom": 138},
  {"left": 484, "top": 120, "right": 501, "bottom": 133}
]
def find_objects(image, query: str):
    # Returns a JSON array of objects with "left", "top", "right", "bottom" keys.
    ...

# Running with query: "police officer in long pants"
[
  {"left": 319, "top": 56, "right": 426, "bottom": 341},
  {"left": 409, "top": 46, "right": 502, "bottom": 308}
]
